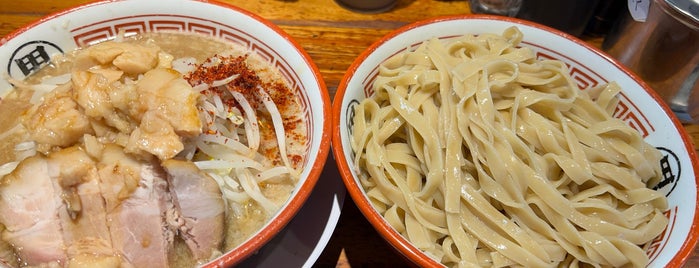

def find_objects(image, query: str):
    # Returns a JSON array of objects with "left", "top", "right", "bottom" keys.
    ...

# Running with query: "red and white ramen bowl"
[
  {"left": 0, "top": 0, "right": 331, "bottom": 266},
  {"left": 332, "top": 15, "right": 699, "bottom": 267}
]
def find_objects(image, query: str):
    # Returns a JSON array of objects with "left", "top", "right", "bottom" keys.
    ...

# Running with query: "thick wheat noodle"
[{"left": 350, "top": 27, "right": 669, "bottom": 267}]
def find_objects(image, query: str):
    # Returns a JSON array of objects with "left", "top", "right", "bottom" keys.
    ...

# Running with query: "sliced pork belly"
[
  {"left": 162, "top": 159, "right": 225, "bottom": 261},
  {"left": 98, "top": 147, "right": 174, "bottom": 268},
  {"left": 0, "top": 144, "right": 226, "bottom": 267},
  {"left": 0, "top": 156, "right": 67, "bottom": 265},
  {"left": 47, "top": 147, "right": 121, "bottom": 267}
]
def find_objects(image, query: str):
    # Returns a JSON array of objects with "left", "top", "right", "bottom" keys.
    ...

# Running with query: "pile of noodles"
[{"left": 350, "top": 27, "right": 668, "bottom": 267}]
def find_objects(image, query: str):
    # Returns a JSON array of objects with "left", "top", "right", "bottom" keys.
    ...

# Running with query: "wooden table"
[{"left": 2, "top": 0, "right": 698, "bottom": 267}]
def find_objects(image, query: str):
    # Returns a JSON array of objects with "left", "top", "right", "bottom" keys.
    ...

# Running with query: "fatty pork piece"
[
  {"left": 0, "top": 156, "right": 68, "bottom": 266},
  {"left": 125, "top": 110, "right": 184, "bottom": 162},
  {"left": 23, "top": 82, "right": 93, "bottom": 153},
  {"left": 71, "top": 69, "right": 135, "bottom": 134},
  {"left": 74, "top": 41, "right": 161, "bottom": 75},
  {"left": 98, "top": 144, "right": 174, "bottom": 268},
  {"left": 161, "top": 160, "right": 225, "bottom": 261},
  {"left": 125, "top": 68, "right": 203, "bottom": 160},
  {"left": 134, "top": 68, "right": 202, "bottom": 137}
]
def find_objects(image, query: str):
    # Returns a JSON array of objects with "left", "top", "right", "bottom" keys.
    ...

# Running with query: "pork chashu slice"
[
  {"left": 162, "top": 159, "right": 225, "bottom": 261},
  {"left": 0, "top": 148, "right": 128, "bottom": 267},
  {"left": 98, "top": 144, "right": 174, "bottom": 268},
  {"left": 0, "top": 156, "right": 68, "bottom": 266},
  {"left": 48, "top": 146, "right": 122, "bottom": 267}
]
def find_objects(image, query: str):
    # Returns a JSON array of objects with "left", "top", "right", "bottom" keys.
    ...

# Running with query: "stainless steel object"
[{"left": 603, "top": 0, "right": 699, "bottom": 123}]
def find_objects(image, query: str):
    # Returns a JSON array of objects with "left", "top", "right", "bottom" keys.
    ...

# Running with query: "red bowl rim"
[
  {"left": 1, "top": 0, "right": 333, "bottom": 266},
  {"left": 331, "top": 14, "right": 699, "bottom": 268}
]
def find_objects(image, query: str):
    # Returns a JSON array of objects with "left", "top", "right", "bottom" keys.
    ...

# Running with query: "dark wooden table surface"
[{"left": 2, "top": 0, "right": 698, "bottom": 267}]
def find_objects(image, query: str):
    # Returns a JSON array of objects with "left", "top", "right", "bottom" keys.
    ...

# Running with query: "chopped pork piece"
[
  {"left": 101, "top": 152, "right": 174, "bottom": 268},
  {"left": 48, "top": 146, "right": 95, "bottom": 187},
  {"left": 135, "top": 68, "right": 202, "bottom": 137},
  {"left": 126, "top": 110, "right": 184, "bottom": 160},
  {"left": 71, "top": 70, "right": 114, "bottom": 118},
  {"left": 84, "top": 41, "right": 160, "bottom": 75},
  {"left": 97, "top": 144, "right": 142, "bottom": 212},
  {"left": 23, "top": 83, "right": 93, "bottom": 151},
  {"left": 121, "top": 67, "right": 203, "bottom": 160},
  {"left": 85, "top": 42, "right": 129, "bottom": 65},
  {"left": 0, "top": 156, "right": 68, "bottom": 265},
  {"left": 88, "top": 68, "right": 124, "bottom": 83},
  {"left": 162, "top": 159, "right": 225, "bottom": 261},
  {"left": 71, "top": 70, "right": 134, "bottom": 134},
  {"left": 112, "top": 45, "right": 160, "bottom": 75},
  {"left": 108, "top": 82, "right": 138, "bottom": 120}
]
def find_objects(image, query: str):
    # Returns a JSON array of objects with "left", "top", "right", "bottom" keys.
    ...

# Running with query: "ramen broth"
[{"left": 0, "top": 32, "right": 307, "bottom": 267}]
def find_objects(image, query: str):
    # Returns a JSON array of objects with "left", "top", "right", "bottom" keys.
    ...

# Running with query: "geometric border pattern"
[
  {"left": 646, "top": 207, "right": 677, "bottom": 264},
  {"left": 525, "top": 42, "right": 655, "bottom": 137}
]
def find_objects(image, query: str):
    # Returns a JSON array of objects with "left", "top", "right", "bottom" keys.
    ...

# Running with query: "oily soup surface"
[{"left": 0, "top": 32, "right": 307, "bottom": 267}]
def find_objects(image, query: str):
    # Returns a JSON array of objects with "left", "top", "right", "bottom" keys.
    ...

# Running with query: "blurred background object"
[
  {"left": 514, "top": 0, "right": 601, "bottom": 36},
  {"left": 334, "top": 0, "right": 398, "bottom": 13},
  {"left": 468, "top": 0, "right": 627, "bottom": 37},
  {"left": 603, "top": 0, "right": 699, "bottom": 123},
  {"left": 468, "top": 0, "right": 522, "bottom": 16},
  {"left": 584, "top": 0, "right": 626, "bottom": 36}
]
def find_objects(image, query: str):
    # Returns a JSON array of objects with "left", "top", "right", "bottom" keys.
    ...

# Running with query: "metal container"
[{"left": 603, "top": 0, "right": 699, "bottom": 123}]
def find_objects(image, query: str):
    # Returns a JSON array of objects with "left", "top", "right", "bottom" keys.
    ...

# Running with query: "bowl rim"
[
  {"left": 331, "top": 14, "right": 699, "bottom": 267},
  {"left": 1, "top": 0, "right": 333, "bottom": 266}
]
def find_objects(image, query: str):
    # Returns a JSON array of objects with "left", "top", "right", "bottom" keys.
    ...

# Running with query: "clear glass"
[{"left": 469, "top": 0, "right": 522, "bottom": 16}]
